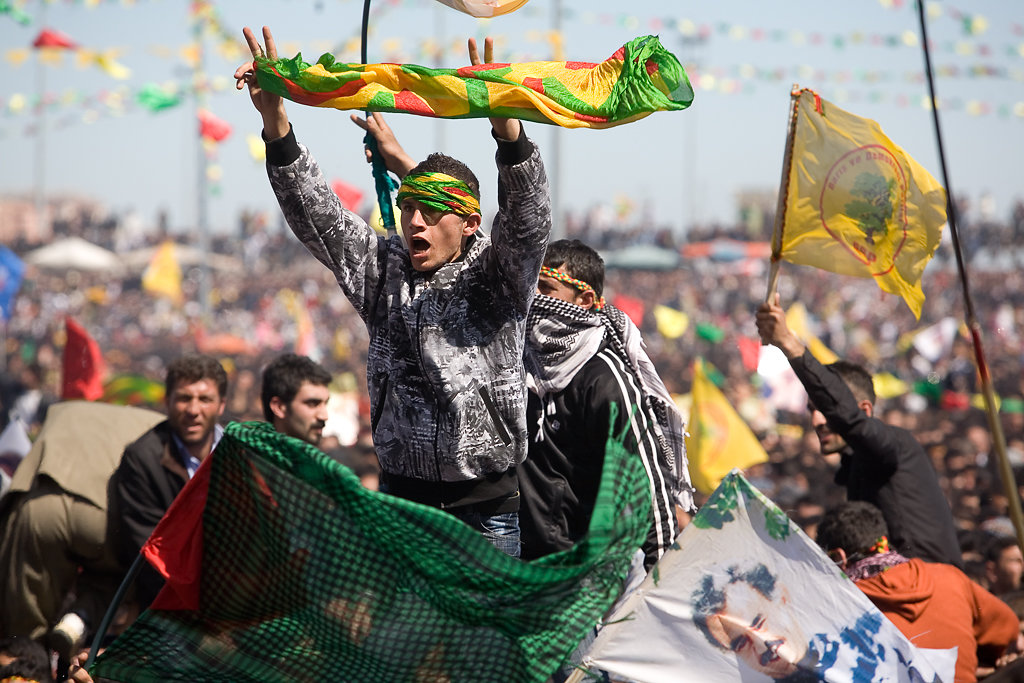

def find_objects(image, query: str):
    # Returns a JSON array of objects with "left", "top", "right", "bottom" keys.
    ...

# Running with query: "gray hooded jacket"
[{"left": 266, "top": 127, "right": 550, "bottom": 487}]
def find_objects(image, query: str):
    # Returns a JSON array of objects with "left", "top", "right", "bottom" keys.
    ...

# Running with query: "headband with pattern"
[
  {"left": 396, "top": 172, "right": 480, "bottom": 217},
  {"left": 539, "top": 266, "right": 606, "bottom": 310}
]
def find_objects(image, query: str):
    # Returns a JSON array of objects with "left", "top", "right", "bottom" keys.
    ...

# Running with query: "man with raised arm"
[{"left": 235, "top": 27, "right": 551, "bottom": 556}]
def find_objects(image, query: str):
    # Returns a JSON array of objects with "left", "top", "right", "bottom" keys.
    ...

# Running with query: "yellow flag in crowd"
[
  {"left": 777, "top": 88, "right": 946, "bottom": 319},
  {"left": 785, "top": 302, "right": 839, "bottom": 364},
  {"left": 684, "top": 358, "right": 769, "bottom": 495},
  {"left": 653, "top": 304, "right": 689, "bottom": 339},
  {"left": 142, "top": 241, "right": 183, "bottom": 305}
]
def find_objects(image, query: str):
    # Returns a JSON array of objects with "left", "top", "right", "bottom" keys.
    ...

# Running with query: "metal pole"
[
  {"left": 915, "top": 2, "right": 1024, "bottom": 549},
  {"left": 193, "top": 7, "right": 211, "bottom": 318},
  {"left": 550, "top": 0, "right": 563, "bottom": 238},
  {"left": 33, "top": 3, "right": 48, "bottom": 241}
]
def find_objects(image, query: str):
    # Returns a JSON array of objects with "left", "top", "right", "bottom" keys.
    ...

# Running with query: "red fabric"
[
  {"left": 61, "top": 317, "right": 105, "bottom": 400},
  {"left": 612, "top": 294, "right": 645, "bottom": 327},
  {"left": 145, "top": 454, "right": 214, "bottom": 611},
  {"left": 331, "top": 179, "right": 364, "bottom": 212},
  {"left": 198, "top": 109, "right": 232, "bottom": 142},
  {"left": 32, "top": 28, "right": 77, "bottom": 49},
  {"left": 857, "top": 558, "right": 1018, "bottom": 682},
  {"left": 736, "top": 335, "right": 762, "bottom": 372}
]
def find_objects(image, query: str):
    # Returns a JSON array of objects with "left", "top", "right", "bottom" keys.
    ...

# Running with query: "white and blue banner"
[{"left": 583, "top": 471, "right": 955, "bottom": 682}]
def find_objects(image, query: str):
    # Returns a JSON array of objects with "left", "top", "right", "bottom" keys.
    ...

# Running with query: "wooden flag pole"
[
  {"left": 765, "top": 85, "right": 802, "bottom": 303},
  {"left": 916, "top": 2, "right": 1024, "bottom": 550}
]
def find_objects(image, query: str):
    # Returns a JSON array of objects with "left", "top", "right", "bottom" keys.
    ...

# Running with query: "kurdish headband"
[
  {"left": 396, "top": 172, "right": 480, "bottom": 217},
  {"left": 539, "top": 266, "right": 606, "bottom": 310}
]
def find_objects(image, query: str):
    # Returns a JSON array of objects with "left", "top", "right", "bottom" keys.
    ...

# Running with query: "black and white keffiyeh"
[{"left": 526, "top": 295, "right": 695, "bottom": 511}]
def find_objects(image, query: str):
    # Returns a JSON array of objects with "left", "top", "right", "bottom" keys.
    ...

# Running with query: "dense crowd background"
[{"left": 4, "top": 196, "right": 1024, "bottom": 587}]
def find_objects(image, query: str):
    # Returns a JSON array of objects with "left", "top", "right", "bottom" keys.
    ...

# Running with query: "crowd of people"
[{"left": 2, "top": 24, "right": 1024, "bottom": 681}]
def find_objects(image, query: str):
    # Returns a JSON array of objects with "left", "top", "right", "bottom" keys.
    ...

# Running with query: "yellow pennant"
[{"left": 684, "top": 358, "right": 769, "bottom": 495}]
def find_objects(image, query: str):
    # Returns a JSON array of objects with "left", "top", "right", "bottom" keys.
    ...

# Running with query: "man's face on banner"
[{"left": 705, "top": 579, "right": 806, "bottom": 679}]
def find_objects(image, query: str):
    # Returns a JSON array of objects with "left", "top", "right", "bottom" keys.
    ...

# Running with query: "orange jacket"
[{"left": 857, "top": 558, "right": 1018, "bottom": 683}]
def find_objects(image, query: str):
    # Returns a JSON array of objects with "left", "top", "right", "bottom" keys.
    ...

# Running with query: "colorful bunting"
[
  {"left": 254, "top": 35, "right": 693, "bottom": 129},
  {"left": 32, "top": 28, "right": 77, "bottom": 50},
  {"left": 197, "top": 108, "right": 231, "bottom": 142},
  {"left": 776, "top": 88, "right": 947, "bottom": 319},
  {"left": 684, "top": 358, "right": 769, "bottom": 495}
]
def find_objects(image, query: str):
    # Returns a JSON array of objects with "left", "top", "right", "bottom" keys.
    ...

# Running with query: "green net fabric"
[{"left": 91, "top": 417, "right": 651, "bottom": 682}]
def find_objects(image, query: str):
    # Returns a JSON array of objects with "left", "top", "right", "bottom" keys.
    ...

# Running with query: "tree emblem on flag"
[{"left": 820, "top": 144, "right": 908, "bottom": 270}]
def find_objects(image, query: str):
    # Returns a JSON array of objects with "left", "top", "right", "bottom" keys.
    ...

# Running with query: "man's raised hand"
[
  {"left": 234, "top": 26, "right": 289, "bottom": 140},
  {"left": 468, "top": 36, "right": 521, "bottom": 142}
]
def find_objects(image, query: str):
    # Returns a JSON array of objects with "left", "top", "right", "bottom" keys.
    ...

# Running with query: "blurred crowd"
[{"left": 5, "top": 197, "right": 1024, "bottom": 588}]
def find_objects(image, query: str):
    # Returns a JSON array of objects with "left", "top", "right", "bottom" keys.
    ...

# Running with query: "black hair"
[
  {"left": 260, "top": 353, "right": 333, "bottom": 422},
  {"left": 165, "top": 354, "right": 228, "bottom": 400},
  {"left": 691, "top": 563, "right": 777, "bottom": 649},
  {"left": 815, "top": 501, "right": 889, "bottom": 558},
  {"left": 827, "top": 360, "right": 876, "bottom": 405},
  {"left": 408, "top": 153, "right": 480, "bottom": 206},
  {"left": 984, "top": 534, "right": 1022, "bottom": 564},
  {"left": 543, "top": 239, "right": 605, "bottom": 298},
  {"left": 0, "top": 636, "right": 53, "bottom": 683}
]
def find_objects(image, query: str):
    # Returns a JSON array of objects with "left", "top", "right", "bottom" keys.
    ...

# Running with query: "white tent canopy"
[{"left": 23, "top": 236, "right": 124, "bottom": 273}]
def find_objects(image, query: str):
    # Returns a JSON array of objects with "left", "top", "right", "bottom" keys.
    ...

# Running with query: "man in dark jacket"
[
  {"left": 756, "top": 293, "right": 962, "bottom": 567},
  {"left": 113, "top": 354, "right": 228, "bottom": 612},
  {"left": 520, "top": 239, "right": 693, "bottom": 570}
]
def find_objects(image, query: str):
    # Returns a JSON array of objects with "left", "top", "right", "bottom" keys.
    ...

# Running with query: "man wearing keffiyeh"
[
  {"left": 521, "top": 239, "right": 694, "bottom": 571},
  {"left": 235, "top": 27, "right": 551, "bottom": 557}
]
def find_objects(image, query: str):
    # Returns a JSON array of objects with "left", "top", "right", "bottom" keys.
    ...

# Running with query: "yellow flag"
[
  {"left": 142, "top": 241, "right": 183, "bottom": 304},
  {"left": 653, "top": 304, "right": 689, "bottom": 340},
  {"left": 779, "top": 89, "right": 946, "bottom": 318},
  {"left": 785, "top": 302, "right": 839, "bottom": 364},
  {"left": 684, "top": 358, "right": 769, "bottom": 495},
  {"left": 873, "top": 372, "right": 908, "bottom": 399}
]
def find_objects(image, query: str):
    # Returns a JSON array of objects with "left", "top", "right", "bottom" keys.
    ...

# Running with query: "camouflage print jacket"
[{"left": 266, "top": 127, "right": 550, "bottom": 487}]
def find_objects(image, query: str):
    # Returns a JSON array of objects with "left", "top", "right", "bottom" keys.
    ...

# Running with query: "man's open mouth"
[{"left": 410, "top": 236, "right": 429, "bottom": 253}]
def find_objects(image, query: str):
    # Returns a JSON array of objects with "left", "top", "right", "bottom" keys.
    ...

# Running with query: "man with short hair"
[
  {"left": 817, "top": 501, "right": 1018, "bottom": 683},
  {"left": 113, "top": 353, "right": 228, "bottom": 614},
  {"left": 236, "top": 28, "right": 550, "bottom": 556},
  {"left": 985, "top": 535, "right": 1024, "bottom": 596},
  {"left": 261, "top": 353, "right": 331, "bottom": 447},
  {"left": 756, "top": 294, "right": 962, "bottom": 567},
  {"left": 521, "top": 239, "right": 693, "bottom": 569}
]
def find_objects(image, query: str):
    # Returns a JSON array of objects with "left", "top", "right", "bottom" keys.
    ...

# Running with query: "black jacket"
[
  {"left": 112, "top": 421, "right": 188, "bottom": 609},
  {"left": 790, "top": 352, "right": 962, "bottom": 567},
  {"left": 520, "top": 343, "right": 678, "bottom": 569}
]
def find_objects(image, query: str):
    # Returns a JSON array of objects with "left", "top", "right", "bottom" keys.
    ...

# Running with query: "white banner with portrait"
[{"left": 583, "top": 470, "right": 955, "bottom": 682}]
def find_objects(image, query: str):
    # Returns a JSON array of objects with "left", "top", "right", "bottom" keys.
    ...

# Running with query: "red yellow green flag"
[
  {"left": 253, "top": 35, "right": 692, "bottom": 129},
  {"left": 685, "top": 358, "right": 769, "bottom": 495},
  {"left": 777, "top": 89, "right": 946, "bottom": 318}
]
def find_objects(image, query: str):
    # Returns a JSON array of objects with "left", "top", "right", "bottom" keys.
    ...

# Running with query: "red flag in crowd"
[
  {"left": 62, "top": 317, "right": 106, "bottom": 400},
  {"left": 331, "top": 179, "right": 364, "bottom": 212},
  {"left": 736, "top": 334, "right": 762, "bottom": 373},
  {"left": 32, "top": 28, "right": 77, "bottom": 49},
  {"left": 612, "top": 294, "right": 645, "bottom": 327}
]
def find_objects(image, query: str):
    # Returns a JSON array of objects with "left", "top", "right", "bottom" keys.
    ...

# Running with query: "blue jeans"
[{"left": 449, "top": 508, "right": 521, "bottom": 558}]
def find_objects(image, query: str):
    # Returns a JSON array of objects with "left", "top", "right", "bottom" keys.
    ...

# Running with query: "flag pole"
[
  {"left": 915, "top": 3, "right": 1024, "bottom": 549},
  {"left": 360, "top": 0, "right": 398, "bottom": 237},
  {"left": 765, "top": 85, "right": 801, "bottom": 303}
]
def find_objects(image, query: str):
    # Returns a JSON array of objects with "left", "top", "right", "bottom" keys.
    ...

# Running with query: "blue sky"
[{"left": 1, "top": 0, "right": 1021, "bottom": 236}]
